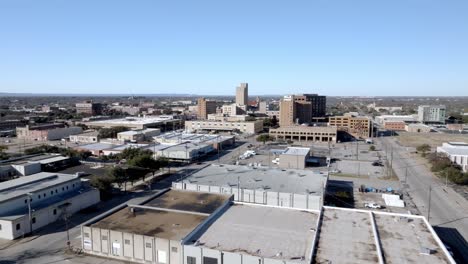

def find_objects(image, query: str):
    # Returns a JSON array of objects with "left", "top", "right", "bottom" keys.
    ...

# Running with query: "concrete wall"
[
  {"left": 278, "top": 154, "right": 306, "bottom": 169},
  {"left": 82, "top": 226, "right": 182, "bottom": 264},
  {"left": 184, "top": 246, "right": 304, "bottom": 264},
  {"left": 11, "top": 162, "right": 41, "bottom": 176},
  {"left": 172, "top": 182, "right": 322, "bottom": 211},
  {"left": 47, "top": 127, "right": 83, "bottom": 140}
]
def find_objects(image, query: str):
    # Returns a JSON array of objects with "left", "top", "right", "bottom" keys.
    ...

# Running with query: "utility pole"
[
  {"left": 389, "top": 146, "right": 393, "bottom": 178},
  {"left": 404, "top": 167, "right": 408, "bottom": 183},
  {"left": 427, "top": 185, "right": 432, "bottom": 221}
]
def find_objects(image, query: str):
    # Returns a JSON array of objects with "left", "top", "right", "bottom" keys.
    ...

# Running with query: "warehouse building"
[
  {"left": 172, "top": 164, "right": 327, "bottom": 210},
  {"left": 0, "top": 154, "right": 74, "bottom": 180},
  {"left": 185, "top": 203, "right": 319, "bottom": 264},
  {"left": 84, "top": 116, "right": 182, "bottom": 131},
  {"left": 154, "top": 132, "right": 235, "bottom": 150},
  {"left": 0, "top": 172, "right": 100, "bottom": 240},
  {"left": 16, "top": 124, "right": 83, "bottom": 141},
  {"left": 153, "top": 142, "right": 214, "bottom": 162},
  {"left": 437, "top": 142, "right": 468, "bottom": 172},
  {"left": 81, "top": 189, "right": 232, "bottom": 264},
  {"left": 117, "top": 128, "right": 161, "bottom": 142},
  {"left": 313, "top": 207, "right": 455, "bottom": 264}
]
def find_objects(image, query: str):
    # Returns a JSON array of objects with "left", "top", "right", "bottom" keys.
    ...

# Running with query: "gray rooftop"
[
  {"left": 314, "top": 207, "right": 453, "bottom": 264},
  {"left": 0, "top": 172, "right": 79, "bottom": 203},
  {"left": 193, "top": 204, "right": 318, "bottom": 263},
  {"left": 184, "top": 164, "right": 327, "bottom": 195}
]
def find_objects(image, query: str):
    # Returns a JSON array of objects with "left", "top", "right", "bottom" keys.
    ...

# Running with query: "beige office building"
[
  {"left": 197, "top": 98, "right": 217, "bottom": 120},
  {"left": 269, "top": 126, "right": 337, "bottom": 143},
  {"left": 185, "top": 120, "right": 263, "bottom": 134},
  {"left": 235, "top": 83, "right": 248, "bottom": 106},
  {"left": 328, "top": 115, "right": 372, "bottom": 139}
]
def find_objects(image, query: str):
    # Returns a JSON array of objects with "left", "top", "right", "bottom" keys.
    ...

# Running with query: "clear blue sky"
[{"left": 1, "top": 0, "right": 467, "bottom": 96}]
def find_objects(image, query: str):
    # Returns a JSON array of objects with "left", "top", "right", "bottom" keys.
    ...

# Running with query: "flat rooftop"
[
  {"left": 86, "top": 116, "right": 178, "bottom": 125},
  {"left": 184, "top": 164, "right": 327, "bottom": 195},
  {"left": 314, "top": 207, "right": 453, "bottom": 264},
  {"left": 88, "top": 189, "right": 231, "bottom": 241},
  {"left": 90, "top": 207, "right": 208, "bottom": 240},
  {"left": 281, "top": 147, "right": 310, "bottom": 156},
  {"left": 192, "top": 204, "right": 318, "bottom": 263},
  {"left": 0, "top": 172, "right": 78, "bottom": 203}
]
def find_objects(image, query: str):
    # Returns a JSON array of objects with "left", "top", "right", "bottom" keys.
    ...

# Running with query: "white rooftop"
[
  {"left": 0, "top": 172, "right": 79, "bottom": 203},
  {"left": 183, "top": 164, "right": 327, "bottom": 195},
  {"left": 281, "top": 147, "right": 310, "bottom": 156},
  {"left": 438, "top": 142, "right": 468, "bottom": 156},
  {"left": 193, "top": 204, "right": 318, "bottom": 263},
  {"left": 86, "top": 116, "right": 177, "bottom": 125}
]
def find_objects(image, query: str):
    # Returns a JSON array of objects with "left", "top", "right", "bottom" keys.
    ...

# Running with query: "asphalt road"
[{"left": 378, "top": 137, "right": 468, "bottom": 262}]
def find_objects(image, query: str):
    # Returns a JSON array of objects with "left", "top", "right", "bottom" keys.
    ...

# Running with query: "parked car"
[
  {"left": 372, "top": 161, "right": 384, "bottom": 167},
  {"left": 364, "top": 202, "right": 382, "bottom": 209},
  {"left": 272, "top": 158, "right": 280, "bottom": 164}
]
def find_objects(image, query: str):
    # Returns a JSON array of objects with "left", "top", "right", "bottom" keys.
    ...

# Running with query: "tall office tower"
[
  {"left": 279, "top": 94, "right": 327, "bottom": 127},
  {"left": 197, "top": 98, "right": 217, "bottom": 120},
  {"left": 279, "top": 95, "right": 296, "bottom": 127},
  {"left": 236, "top": 83, "right": 248, "bottom": 106}
]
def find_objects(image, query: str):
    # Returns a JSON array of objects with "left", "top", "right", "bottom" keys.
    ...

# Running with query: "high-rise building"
[
  {"left": 76, "top": 101, "right": 102, "bottom": 115},
  {"left": 197, "top": 98, "right": 217, "bottom": 120},
  {"left": 236, "top": 83, "right": 248, "bottom": 106},
  {"left": 418, "top": 105, "right": 446, "bottom": 123},
  {"left": 278, "top": 94, "right": 326, "bottom": 126}
]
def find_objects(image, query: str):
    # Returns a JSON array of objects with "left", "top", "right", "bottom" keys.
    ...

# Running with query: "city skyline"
[{"left": 1, "top": 0, "right": 467, "bottom": 96}]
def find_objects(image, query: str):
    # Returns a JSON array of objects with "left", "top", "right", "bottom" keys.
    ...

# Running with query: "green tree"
[
  {"left": 90, "top": 175, "right": 115, "bottom": 199},
  {"left": 107, "top": 166, "right": 128, "bottom": 191},
  {"left": 416, "top": 144, "right": 431, "bottom": 157},
  {"left": 0, "top": 145, "right": 8, "bottom": 160},
  {"left": 369, "top": 145, "right": 376, "bottom": 151},
  {"left": 256, "top": 134, "right": 274, "bottom": 144}
]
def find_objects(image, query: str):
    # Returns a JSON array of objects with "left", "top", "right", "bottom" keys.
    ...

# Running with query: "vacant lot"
[{"left": 397, "top": 132, "right": 468, "bottom": 148}]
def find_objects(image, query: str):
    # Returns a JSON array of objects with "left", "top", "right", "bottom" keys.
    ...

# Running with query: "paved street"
[{"left": 378, "top": 137, "right": 468, "bottom": 262}]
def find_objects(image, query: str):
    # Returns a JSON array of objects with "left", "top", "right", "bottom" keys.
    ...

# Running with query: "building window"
[
  {"left": 102, "top": 235, "right": 108, "bottom": 240},
  {"left": 66, "top": 186, "right": 69, "bottom": 190},
  {"left": 203, "top": 257, "right": 218, "bottom": 264},
  {"left": 55, "top": 189, "right": 58, "bottom": 193},
  {"left": 124, "top": 239, "right": 131, "bottom": 245},
  {"left": 72, "top": 184, "right": 75, "bottom": 188},
  {"left": 84, "top": 232, "right": 90, "bottom": 238},
  {"left": 16, "top": 223, "right": 21, "bottom": 230},
  {"left": 62, "top": 187, "right": 65, "bottom": 191},
  {"left": 51, "top": 191, "right": 53, "bottom": 195},
  {"left": 32, "top": 217, "right": 36, "bottom": 224},
  {"left": 43, "top": 193, "right": 46, "bottom": 197},
  {"left": 0, "top": 224, "right": 2, "bottom": 230},
  {"left": 38, "top": 195, "right": 41, "bottom": 199},
  {"left": 53, "top": 209, "right": 57, "bottom": 215},
  {"left": 145, "top": 242, "right": 152, "bottom": 248},
  {"left": 187, "top": 257, "right": 197, "bottom": 264},
  {"left": 24, "top": 199, "right": 27, "bottom": 204},
  {"left": 171, "top": 247, "right": 178, "bottom": 253}
]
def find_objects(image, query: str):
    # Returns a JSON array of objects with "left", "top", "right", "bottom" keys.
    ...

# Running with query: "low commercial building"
[
  {"left": 117, "top": 128, "right": 160, "bottom": 142},
  {"left": 16, "top": 124, "right": 83, "bottom": 141},
  {"left": 84, "top": 116, "right": 182, "bottom": 131},
  {"left": 437, "top": 142, "right": 468, "bottom": 172},
  {"left": 153, "top": 132, "right": 235, "bottom": 149},
  {"left": 185, "top": 203, "right": 319, "bottom": 264},
  {"left": 313, "top": 206, "right": 455, "bottom": 264},
  {"left": 269, "top": 126, "right": 337, "bottom": 143},
  {"left": 405, "top": 123, "right": 432, "bottom": 133},
  {"left": 0, "top": 119, "right": 25, "bottom": 132},
  {"left": 185, "top": 120, "right": 263, "bottom": 134},
  {"left": 69, "top": 131, "right": 100, "bottom": 143},
  {"left": 0, "top": 172, "right": 100, "bottom": 240},
  {"left": 81, "top": 189, "right": 232, "bottom": 264},
  {"left": 173, "top": 164, "right": 328, "bottom": 210},
  {"left": 329, "top": 114, "right": 372, "bottom": 139},
  {"left": 278, "top": 147, "right": 310, "bottom": 169},
  {"left": 383, "top": 121, "right": 406, "bottom": 131},
  {"left": 74, "top": 142, "right": 150, "bottom": 156},
  {"left": 153, "top": 142, "right": 214, "bottom": 162},
  {"left": 0, "top": 154, "right": 74, "bottom": 180},
  {"left": 374, "top": 114, "right": 417, "bottom": 125}
]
